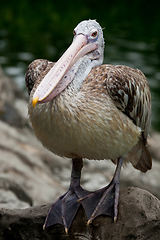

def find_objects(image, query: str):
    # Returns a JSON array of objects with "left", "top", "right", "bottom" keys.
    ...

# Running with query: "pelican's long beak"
[{"left": 32, "top": 34, "right": 98, "bottom": 107}]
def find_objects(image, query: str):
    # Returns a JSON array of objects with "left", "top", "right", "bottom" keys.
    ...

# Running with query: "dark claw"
[
  {"left": 43, "top": 158, "right": 91, "bottom": 233},
  {"left": 43, "top": 193, "right": 66, "bottom": 229},
  {"left": 44, "top": 184, "right": 90, "bottom": 233},
  {"left": 80, "top": 157, "right": 123, "bottom": 224},
  {"left": 43, "top": 157, "right": 123, "bottom": 233},
  {"left": 79, "top": 182, "right": 115, "bottom": 224},
  {"left": 61, "top": 189, "right": 80, "bottom": 232},
  {"left": 44, "top": 190, "right": 81, "bottom": 232}
]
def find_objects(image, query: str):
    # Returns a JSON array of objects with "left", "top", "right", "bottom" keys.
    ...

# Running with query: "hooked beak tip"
[{"left": 32, "top": 97, "right": 39, "bottom": 107}]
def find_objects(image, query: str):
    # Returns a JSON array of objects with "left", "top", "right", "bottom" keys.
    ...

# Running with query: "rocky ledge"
[
  {"left": 0, "top": 67, "right": 160, "bottom": 239},
  {"left": 0, "top": 187, "right": 160, "bottom": 240}
]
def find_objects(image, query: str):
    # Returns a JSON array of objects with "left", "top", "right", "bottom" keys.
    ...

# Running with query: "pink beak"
[{"left": 32, "top": 34, "right": 98, "bottom": 107}]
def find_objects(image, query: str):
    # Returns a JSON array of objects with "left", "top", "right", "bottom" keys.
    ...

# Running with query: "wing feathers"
[
  {"left": 132, "top": 144, "right": 152, "bottom": 173},
  {"left": 103, "top": 65, "right": 152, "bottom": 172},
  {"left": 105, "top": 65, "right": 151, "bottom": 141}
]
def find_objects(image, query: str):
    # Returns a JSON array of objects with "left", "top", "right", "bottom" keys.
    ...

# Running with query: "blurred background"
[
  {"left": 0, "top": 0, "right": 160, "bottom": 131},
  {"left": 0, "top": 0, "right": 160, "bottom": 215}
]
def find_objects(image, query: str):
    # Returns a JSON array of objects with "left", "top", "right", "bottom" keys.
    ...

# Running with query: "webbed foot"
[
  {"left": 79, "top": 157, "right": 123, "bottom": 224},
  {"left": 43, "top": 158, "right": 90, "bottom": 233}
]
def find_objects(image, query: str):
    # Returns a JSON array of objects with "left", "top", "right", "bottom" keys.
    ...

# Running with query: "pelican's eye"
[
  {"left": 73, "top": 30, "right": 76, "bottom": 35},
  {"left": 91, "top": 31, "right": 98, "bottom": 38}
]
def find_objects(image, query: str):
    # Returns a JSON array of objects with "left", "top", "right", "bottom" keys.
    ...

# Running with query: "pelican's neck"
[{"left": 63, "top": 55, "right": 103, "bottom": 95}]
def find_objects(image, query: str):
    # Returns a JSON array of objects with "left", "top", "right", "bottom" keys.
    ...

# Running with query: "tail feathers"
[
  {"left": 130, "top": 143, "right": 152, "bottom": 173},
  {"left": 133, "top": 145, "right": 152, "bottom": 172},
  {"left": 112, "top": 141, "right": 152, "bottom": 173}
]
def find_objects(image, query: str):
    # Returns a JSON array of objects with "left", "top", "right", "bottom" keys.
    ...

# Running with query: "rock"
[
  {"left": 0, "top": 120, "right": 67, "bottom": 208},
  {"left": 0, "top": 177, "right": 32, "bottom": 208},
  {"left": 0, "top": 188, "right": 160, "bottom": 240},
  {"left": 0, "top": 66, "right": 28, "bottom": 128},
  {"left": 0, "top": 189, "right": 30, "bottom": 209}
]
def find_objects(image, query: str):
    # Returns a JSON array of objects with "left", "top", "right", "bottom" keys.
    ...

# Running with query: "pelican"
[{"left": 25, "top": 20, "right": 152, "bottom": 234}]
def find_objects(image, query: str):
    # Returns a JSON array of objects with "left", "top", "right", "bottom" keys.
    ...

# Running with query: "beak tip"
[{"left": 32, "top": 97, "right": 39, "bottom": 107}]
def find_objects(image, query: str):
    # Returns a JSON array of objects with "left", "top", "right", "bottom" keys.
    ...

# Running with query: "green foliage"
[{"left": 0, "top": 0, "right": 160, "bottom": 60}]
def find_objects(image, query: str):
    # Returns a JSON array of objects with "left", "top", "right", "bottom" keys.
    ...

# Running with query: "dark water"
[{"left": 0, "top": 0, "right": 160, "bottom": 131}]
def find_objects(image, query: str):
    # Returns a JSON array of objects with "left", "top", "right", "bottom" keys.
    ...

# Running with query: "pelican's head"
[
  {"left": 32, "top": 20, "right": 105, "bottom": 106},
  {"left": 74, "top": 20, "right": 104, "bottom": 63}
]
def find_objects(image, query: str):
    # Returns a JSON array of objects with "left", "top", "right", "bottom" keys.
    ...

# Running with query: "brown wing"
[
  {"left": 104, "top": 65, "right": 151, "bottom": 142},
  {"left": 25, "top": 59, "right": 54, "bottom": 95},
  {"left": 103, "top": 64, "right": 152, "bottom": 172}
]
